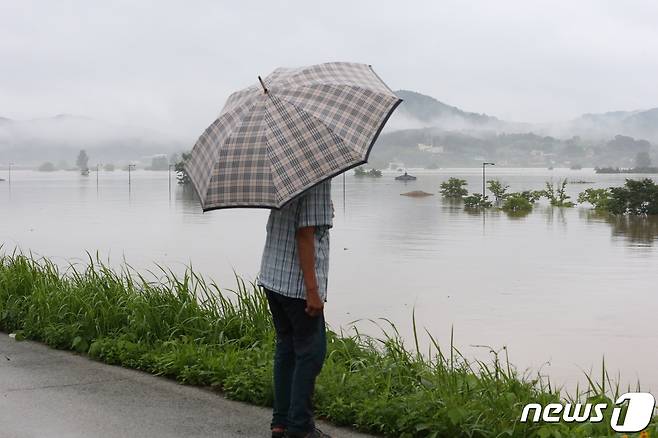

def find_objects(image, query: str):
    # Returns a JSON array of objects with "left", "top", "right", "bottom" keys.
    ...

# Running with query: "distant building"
[
  {"left": 530, "top": 150, "right": 555, "bottom": 158},
  {"left": 417, "top": 143, "right": 444, "bottom": 154}
]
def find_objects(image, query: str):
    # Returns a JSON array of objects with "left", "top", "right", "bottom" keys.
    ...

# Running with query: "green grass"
[{"left": 0, "top": 251, "right": 653, "bottom": 437}]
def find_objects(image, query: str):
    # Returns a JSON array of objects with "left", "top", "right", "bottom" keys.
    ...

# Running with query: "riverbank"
[{"left": 0, "top": 252, "right": 652, "bottom": 437}]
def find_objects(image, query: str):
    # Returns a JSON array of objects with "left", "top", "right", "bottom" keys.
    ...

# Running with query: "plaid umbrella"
[{"left": 185, "top": 62, "right": 402, "bottom": 211}]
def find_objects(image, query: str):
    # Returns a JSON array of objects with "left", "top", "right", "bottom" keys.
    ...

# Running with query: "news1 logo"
[{"left": 520, "top": 392, "right": 655, "bottom": 433}]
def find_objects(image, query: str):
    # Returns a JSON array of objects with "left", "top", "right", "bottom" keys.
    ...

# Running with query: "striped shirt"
[{"left": 258, "top": 180, "right": 333, "bottom": 301}]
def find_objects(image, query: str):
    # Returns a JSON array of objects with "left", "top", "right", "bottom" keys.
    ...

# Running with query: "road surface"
[{"left": 0, "top": 335, "right": 375, "bottom": 438}]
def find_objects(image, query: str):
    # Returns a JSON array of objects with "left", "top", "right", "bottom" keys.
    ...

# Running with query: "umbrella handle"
[{"left": 258, "top": 76, "right": 268, "bottom": 94}]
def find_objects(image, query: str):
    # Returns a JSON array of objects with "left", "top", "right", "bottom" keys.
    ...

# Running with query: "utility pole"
[
  {"left": 8, "top": 162, "right": 13, "bottom": 187},
  {"left": 128, "top": 164, "right": 136, "bottom": 192},
  {"left": 168, "top": 164, "right": 174, "bottom": 200},
  {"left": 482, "top": 162, "right": 495, "bottom": 200}
]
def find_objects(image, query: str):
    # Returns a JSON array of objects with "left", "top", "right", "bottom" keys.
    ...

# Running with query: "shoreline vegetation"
[
  {"left": 595, "top": 167, "right": 658, "bottom": 174},
  {"left": 439, "top": 177, "right": 658, "bottom": 217},
  {"left": 354, "top": 167, "right": 383, "bottom": 178},
  {"left": 0, "top": 252, "right": 654, "bottom": 437}
]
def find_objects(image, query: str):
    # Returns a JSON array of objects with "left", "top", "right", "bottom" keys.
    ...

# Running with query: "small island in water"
[
  {"left": 354, "top": 167, "right": 382, "bottom": 177},
  {"left": 401, "top": 190, "right": 433, "bottom": 197}
]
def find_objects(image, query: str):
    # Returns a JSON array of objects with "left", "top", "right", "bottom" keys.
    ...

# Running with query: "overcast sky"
[{"left": 2, "top": 0, "right": 658, "bottom": 141}]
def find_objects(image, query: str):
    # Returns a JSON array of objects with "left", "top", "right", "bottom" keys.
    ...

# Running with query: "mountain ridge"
[
  {"left": 392, "top": 89, "right": 658, "bottom": 142},
  {"left": 2, "top": 90, "right": 657, "bottom": 167}
]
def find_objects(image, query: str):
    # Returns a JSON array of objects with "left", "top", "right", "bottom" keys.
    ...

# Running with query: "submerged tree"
[
  {"left": 501, "top": 193, "right": 534, "bottom": 215},
  {"left": 578, "top": 179, "right": 658, "bottom": 215},
  {"left": 608, "top": 178, "right": 658, "bottom": 215},
  {"left": 487, "top": 179, "right": 510, "bottom": 203},
  {"left": 440, "top": 178, "right": 468, "bottom": 199},
  {"left": 544, "top": 179, "right": 574, "bottom": 207},
  {"left": 463, "top": 193, "right": 492, "bottom": 209},
  {"left": 354, "top": 167, "right": 382, "bottom": 177},
  {"left": 175, "top": 152, "right": 192, "bottom": 185},
  {"left": 76, "top": 150, "right": 89, "bottom": 172},
  {"left": 577, "top": 188, "right": 611, "bottom": 211},
  {"left": 38, "top": 162, "right": 56, "bottom": 172}
]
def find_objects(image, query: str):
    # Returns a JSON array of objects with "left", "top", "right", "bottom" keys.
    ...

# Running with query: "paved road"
[{"left": 0, "top": 335, "right": 375, "bottom": 438}]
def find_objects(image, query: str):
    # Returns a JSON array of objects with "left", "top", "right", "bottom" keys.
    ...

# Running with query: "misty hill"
[
  {"left": 387, "top": 90, "right": 534, "bottom": 134},
  {"left": 373, "top": 90, "right": 658, "bottom": 168},
  {"left": 390, "top": 89, "right": 658, "bottom": 143},
  {"left": 372, "top": 127, "right": 656, "bottom": 168},
  {"left": 0, "top": 114, "right": 183, "bottom": 165},
  {"left": 3, "top": 90, "right": 657, "bottom": 169},
  {"left": 395, "top": 90, "right": 499, "bottom": 126},
  {"left": 558, "top": 108, "right": 658, "bottom": 142}
]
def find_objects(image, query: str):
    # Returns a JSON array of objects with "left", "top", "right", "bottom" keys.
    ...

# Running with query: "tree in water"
[
  {"left": 76, "top": 150, "right": 89, "bottom": 172},
  {"left": 487, "top": 179, "right": 510, "bottom": 203},
  {"left": 175, "top": 152, "right": 192, "bottom": 185},
  {"left": 439, "top": 177, "right": 468, "bottom": 199},
  {"left": 544, "top": 179, "right": 574, "bottom": 207}
]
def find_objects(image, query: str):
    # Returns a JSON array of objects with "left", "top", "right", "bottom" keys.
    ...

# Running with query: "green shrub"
[
  {"left": 501, "top": 193, "right": 534, "bottom": 214},
  {"left": 487, "top": 180, "right": 509, "bottom": 203},
  {"left": 175, "top": 152, "right": 192, "bottom": 185},
  {"left": 607, "top": 178, "right": 658, "bottom": 215},
  {"left": 544, "top": 179, "right": 575, "bottom": 207},
  {"left": 355, "top": 167, "right": 382, "bottom": 177},
  {"left": 463, "top": 193, "right": 492, "bottom": 209},
  {"left": 577, "top": 188, "right": 611, "bottom": 211},
  {"left": 440, "top": 178, "right": 468, "bottom": 199},
  {"left": 578, "top": 179, "right": 658, "bottom": 215}
]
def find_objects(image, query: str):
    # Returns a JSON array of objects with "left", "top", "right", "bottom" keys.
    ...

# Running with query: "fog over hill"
[
  {"left": 387, "top": 90, "right": 540, "bottom": 135},
  {"left": 0, "top": 114, "right": 183, "bottom": 165},
  {"left": 2, "top": 89, "right": 657, "bottom": 168},
  {"left": 548, "top": 108, "right": 658, "bottom": 142},
  {"left": 390, "top": 89, "right": 658, "bottom": 142},
  {"left": 386, "top": 90, "right": 504, "bottom": 132},
  {"left": 374, "top": 90, "right": 658, "bottom": 168}
]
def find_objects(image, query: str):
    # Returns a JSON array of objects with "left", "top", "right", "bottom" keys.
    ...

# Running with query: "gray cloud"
[{"left": 2, "top": 0, "right": 658, "bottom": 143}]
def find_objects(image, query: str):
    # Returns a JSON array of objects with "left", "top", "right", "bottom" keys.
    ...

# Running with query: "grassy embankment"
[{"left": 0, "top": 252, "right": 653, "bottom": 438}]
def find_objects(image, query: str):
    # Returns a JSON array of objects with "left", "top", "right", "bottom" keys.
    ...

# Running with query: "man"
[{"left": 259, "top": 179, "right": 333, "bottom": 438}]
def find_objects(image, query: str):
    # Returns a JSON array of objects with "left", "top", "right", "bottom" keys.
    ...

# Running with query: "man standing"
[{"left": 259, "top": 180, "right": 333, "bottom": 438}]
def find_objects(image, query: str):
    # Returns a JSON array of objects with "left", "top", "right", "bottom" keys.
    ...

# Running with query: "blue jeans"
[{"left": 265, "top": 289, "right": 327, "bottom": 435}]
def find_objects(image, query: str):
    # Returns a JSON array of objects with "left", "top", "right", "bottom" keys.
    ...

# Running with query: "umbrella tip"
[{"left": 258, "top": 76, "right": 268, "bottom": 94}]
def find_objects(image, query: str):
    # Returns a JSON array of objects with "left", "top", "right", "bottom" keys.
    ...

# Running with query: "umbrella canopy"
[{"left": 185, "top": 62, "right": 402, "bottom": 211}]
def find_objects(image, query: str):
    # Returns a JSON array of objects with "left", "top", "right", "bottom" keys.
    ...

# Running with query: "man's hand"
[
  {"left": 296, "top": 226, "right": 323, "bottom": 317},
  {"left": 305, "top": 287, "right": 324, "bottom": 317}
]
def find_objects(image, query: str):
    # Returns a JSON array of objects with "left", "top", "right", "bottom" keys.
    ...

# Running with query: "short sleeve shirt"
[{"left": 258, "top": 180, "right": 333, "bottom": 301}]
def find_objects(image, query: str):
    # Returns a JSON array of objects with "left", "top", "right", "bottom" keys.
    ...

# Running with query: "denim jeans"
[{"left": 265, "top": 289, "right": 327, "bottom": 435}]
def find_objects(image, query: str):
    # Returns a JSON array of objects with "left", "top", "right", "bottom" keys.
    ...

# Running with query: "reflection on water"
[
  {"left": 582, "top": 210, "right": 658, "bottom": 246},
  {"left": 175, "top": 185, "right": 202, "bottom": 208},
  {"left": 2, "top": 168, "right": 658, "bottom": 395},
  {"left": 609, "top": 216, "right": 658, "bottom": 245},
  {"left": 541, "top": 206, "right": 568, "bottom": 227}
]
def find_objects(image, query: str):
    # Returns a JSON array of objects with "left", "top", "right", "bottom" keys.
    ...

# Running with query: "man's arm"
[{"left": 296, "top": 226, "right": 323, "bottom": 317}]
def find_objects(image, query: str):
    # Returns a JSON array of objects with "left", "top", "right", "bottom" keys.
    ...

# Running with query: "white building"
[{"left": 417, "top": 143, "right": 445, "bottom": 154}]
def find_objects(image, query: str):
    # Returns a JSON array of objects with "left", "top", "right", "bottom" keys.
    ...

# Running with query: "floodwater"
[{"left": 1, "top": 168, "right": 657, "bottom": 395}]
